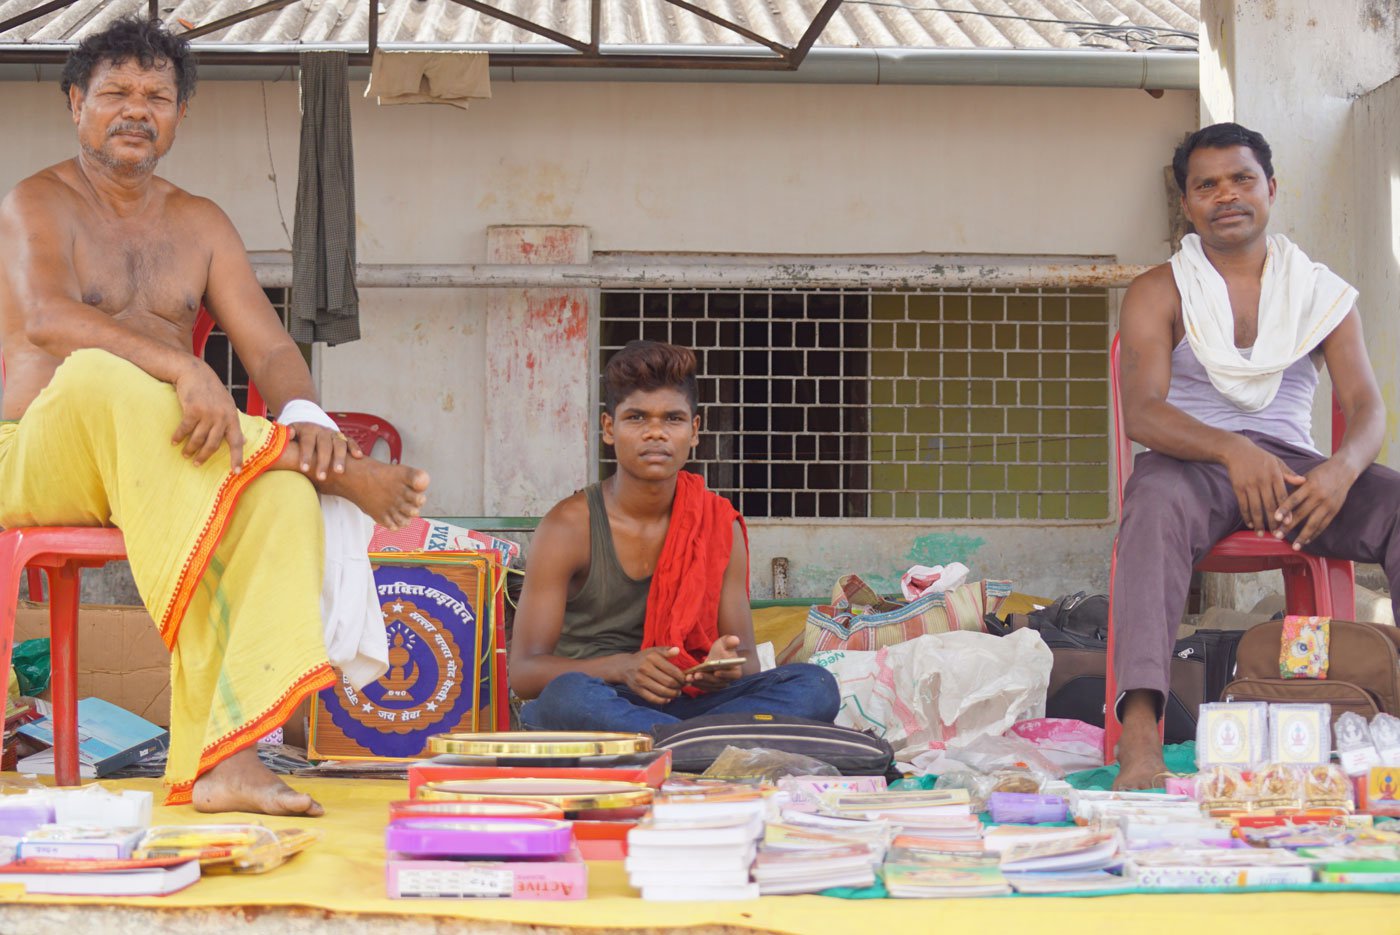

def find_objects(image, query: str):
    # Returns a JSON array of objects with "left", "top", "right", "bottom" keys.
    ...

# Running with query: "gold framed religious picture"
[{"left": 309, "top": 551, "right": 503, "bottom": 760}]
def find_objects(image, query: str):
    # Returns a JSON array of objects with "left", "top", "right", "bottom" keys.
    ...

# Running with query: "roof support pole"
[
  {"left": 443, "top": 0, "right": 592, "bottom": 54},
  {"left": 789, "top": 0, "right": 844, "bottom": 67},
  {"left": 0, "top": 0, "right": 80, "bottom": 38},
  {"left": 180, "top": 0, "right": 302, "bottom": 41},
  {"left": 367, "top": 0, "right": 378, "bottom": 56},
  {"left": 660, "top": 0, "right": 791, "bottom": 57},
  {"left": 588, "top": 0, "right": 600, "bottom": 54}
]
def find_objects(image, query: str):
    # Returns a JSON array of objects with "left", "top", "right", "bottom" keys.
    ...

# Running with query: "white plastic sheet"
[{"left": 810, "top": 628, "right": 1052, "bottom": 759}]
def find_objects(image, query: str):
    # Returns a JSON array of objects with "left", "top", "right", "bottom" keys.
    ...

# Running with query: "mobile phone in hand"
[{"left": 683, "top": 657, "right": 748, "bottom": 676}]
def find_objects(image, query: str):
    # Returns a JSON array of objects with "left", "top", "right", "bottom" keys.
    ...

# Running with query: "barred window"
[
  {"left": 200, "top": 287, "right": 309, "bottom": 411},
  {"left": 598, "top": 288, "right": 1110, "bottom": 521}
]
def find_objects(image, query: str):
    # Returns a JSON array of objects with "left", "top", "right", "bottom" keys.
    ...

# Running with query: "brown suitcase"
[{"left": 1223, "top": 619, "right": 1400, "bottom": 726}]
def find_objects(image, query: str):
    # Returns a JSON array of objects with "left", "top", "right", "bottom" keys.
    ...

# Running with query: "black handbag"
[{"left": 650, "top": 713, "right": 895, "bottom": 777}]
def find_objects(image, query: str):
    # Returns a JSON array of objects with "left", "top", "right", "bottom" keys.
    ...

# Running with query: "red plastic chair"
[
  {"left": 1103, "top": 334, "right": 1355, "bottom": 763},
  {"left": 0, "top": 307, "right": 264, "bottom": 786},
  {"left": 327, "top": 412, "right": 402, "bottom": 464}
]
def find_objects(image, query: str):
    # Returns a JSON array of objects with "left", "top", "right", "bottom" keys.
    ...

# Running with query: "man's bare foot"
[
  {"left": 1112, "top": 689, "right": 1168, "bottom": 790},
  {"left": 273, "top": 445, "right": 430, "bottom": 530},
  {"left": 319, "top": 455, "right": 430, "bottom": 530},
  {"left": 192, "top": 748, "right": 324, "bottom": 817}
]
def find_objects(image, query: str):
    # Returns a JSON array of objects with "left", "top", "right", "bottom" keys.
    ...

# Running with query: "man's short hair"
[
  {"left": 61, "top": 17, "right": 196, "bottom": 109},
  {"left": 1172, "top": 122, "right": 1273, "bottom": 194},
  {"left": 603, "top": 341, "right": 699, "bottom": 415}
]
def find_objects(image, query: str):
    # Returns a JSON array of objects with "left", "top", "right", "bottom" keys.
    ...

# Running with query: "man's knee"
[
  {"left": 1120, "top": 467, "right": 1205, "bottom": 536},
  {"left": 534, "top": 670, "right": 606, "bottom": 704},
  {"left": 774, "top": 663, "right": 840, "bottom": 722},
  {"left": 519, "top": 671, "right": 609, "bottom": 730},
  {"left": 43, "top": 348, "right": 179, "bottom": 432},
  {"left": 52, "top": 348, "right": 161, "bottom": 401}
]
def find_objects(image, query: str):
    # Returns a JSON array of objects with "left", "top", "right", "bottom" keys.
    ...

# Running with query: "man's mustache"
[{"left": 107, "top": 121, "right": 156, "bottom": 141}]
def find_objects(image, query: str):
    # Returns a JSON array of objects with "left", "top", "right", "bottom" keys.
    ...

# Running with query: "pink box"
[{"left": 386, "top": 845, "right": 587, "bottom": 900}]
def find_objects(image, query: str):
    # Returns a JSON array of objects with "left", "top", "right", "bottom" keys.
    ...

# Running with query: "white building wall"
[
  {"left": 0, "top": 78, "right": 1197, "bottom": 598},
  {"left": 1201, "top": 0, "right": 1400, "bottom": 456},
  {"left": 1354, "top": 75, "right": 1400, "bottom": 469}
]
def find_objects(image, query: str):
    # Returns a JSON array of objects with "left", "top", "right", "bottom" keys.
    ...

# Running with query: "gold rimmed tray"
[
  {"left": 416, "top": 777, "right": 654, "bottom": 812},
  {"left": 426, "top": 731, "right": 652, "bottom": 758}
]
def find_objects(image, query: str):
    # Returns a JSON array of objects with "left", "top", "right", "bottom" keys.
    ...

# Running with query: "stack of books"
[
  {"left": 625, "top": 784, "right": 766, "bottom": 900},
  {"left": 0, "top": 824, "right": 198, "bottom": 896},
  {"left": 998, "top": 829, "right": 1124, "bottom": 892},
  {"left": 17, "top": 698, "right": 168, "bottom": 779},
  {"left": 817, "top": 789, "right": 973, "bottom": 823},
  {"left": 1128, "top": 847, "right": 1314, "bottom": 887},
  {"left": 752, "top": 842, "right": 876, "bottom": 894}
]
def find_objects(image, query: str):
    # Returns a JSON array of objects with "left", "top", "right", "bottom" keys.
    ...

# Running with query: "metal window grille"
[
  {"left": 598, "top": 288, "right": 1111, "bottom": 522},
  {"left": 200, "top": 287, "right": 303, "bottom": 411}
]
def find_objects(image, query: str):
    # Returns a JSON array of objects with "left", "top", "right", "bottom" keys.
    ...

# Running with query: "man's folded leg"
[
  {"left": 519, "top": 671, "right": 681, "bottom": 733},
  {"left": 0, "top": 349, "right": 334, "bottom": 804},
  {"left": 661, "top": 664, "right": 840, "bottom": 722}
]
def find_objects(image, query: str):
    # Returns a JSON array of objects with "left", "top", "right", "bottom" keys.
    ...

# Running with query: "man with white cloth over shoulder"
[{"left": 1112, "top": 123, "right": 1400, "bottom": 789}]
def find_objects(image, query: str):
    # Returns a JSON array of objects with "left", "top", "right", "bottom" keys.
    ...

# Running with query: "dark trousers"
[
  {"left": 519, "top": 663, "right": 840, "bottom": 733},
  {"left": 1111, "top": 430, "right": 1400, "bottom": 707}
]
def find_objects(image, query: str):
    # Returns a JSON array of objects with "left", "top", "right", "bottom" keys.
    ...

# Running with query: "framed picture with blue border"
[{"left": 309, "top": 551, "right": 500, "bottom": 760}]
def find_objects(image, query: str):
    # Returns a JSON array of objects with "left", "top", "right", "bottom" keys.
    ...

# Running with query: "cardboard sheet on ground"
[{"left": 0, "top": 774, "right": 1392, "bottom": 934}]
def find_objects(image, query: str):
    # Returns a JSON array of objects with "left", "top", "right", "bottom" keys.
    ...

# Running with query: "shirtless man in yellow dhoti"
[{"left": 0, "top": 18, "right": 430, "bottom": 815}]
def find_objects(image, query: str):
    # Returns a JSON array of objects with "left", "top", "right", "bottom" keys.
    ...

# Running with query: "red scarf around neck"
[{"left": 640, "top": 470, "right": 748, "bottom": 672}]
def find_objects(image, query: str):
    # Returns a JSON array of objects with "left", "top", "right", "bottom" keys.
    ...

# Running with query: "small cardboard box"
[{"left": 13, "top": 602, "right": 171, "bottom": 727}]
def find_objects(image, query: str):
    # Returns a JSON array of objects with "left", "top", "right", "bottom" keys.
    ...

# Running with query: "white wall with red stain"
[{"left": 1, "top": 76, "right": 1197, "bottom": 596}]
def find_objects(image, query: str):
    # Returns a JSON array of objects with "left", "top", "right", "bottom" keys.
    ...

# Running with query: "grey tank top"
[
  {"left": 1164, "top": 337, "right": 1320, "bottom": 453},
  {"left": 553, "top": 483, "right": 652, "bottom": 660}
]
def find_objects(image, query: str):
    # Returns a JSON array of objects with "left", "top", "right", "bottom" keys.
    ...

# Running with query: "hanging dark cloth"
[{"left": 291, "top": 51, "right": 360, "bottom": 345}]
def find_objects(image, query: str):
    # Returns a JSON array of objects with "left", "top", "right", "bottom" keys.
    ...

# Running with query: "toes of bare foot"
[{"left": 277, "top": 788, "right": 324, "bottom": 817}]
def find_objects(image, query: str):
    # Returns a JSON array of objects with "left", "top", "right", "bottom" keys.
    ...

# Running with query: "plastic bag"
[
  {"left": 810, "top": 628, "right": 1052, "bottom": 759},
  {"left": 914, "top": 734, "right": 1065, "bottom": 781},
  {"left": 701, "top": 745, "right": 839, "bottom": 782},
  {"left": 1008, "top": 717, "right": 1106, "bottom": 772},
  {"left": 136, "top": 824, "right": 318, "bottom": 874},
  {"left": 11, "top": 639, "right": 50, "bottom": 696}
]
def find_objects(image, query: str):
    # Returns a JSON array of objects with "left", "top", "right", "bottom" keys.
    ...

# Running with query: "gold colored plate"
[
  {"left": 416, "top": 777, "right": 653, "bottom": 811},
  {"left": 427, "top": 731, "right": 652, "bottom": 758}
]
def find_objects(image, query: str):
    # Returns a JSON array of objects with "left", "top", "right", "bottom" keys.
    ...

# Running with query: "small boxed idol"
[
  {"left": 1269, "top": 703, "right": 1331, "bottom": 766},
  {"left": 1336, "top": 712, "right": 1383, "bottom": 777},
  {"left": 1370, "top": 713, "right": 1400, "bottom": 765},
  {"left": 1197, "top": 702, "right": 1267, "bottom": 769}
]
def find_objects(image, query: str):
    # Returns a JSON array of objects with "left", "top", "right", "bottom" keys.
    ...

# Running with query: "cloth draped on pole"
[{"left": 292, "top": 51, "right": 360, "bottom": 346}]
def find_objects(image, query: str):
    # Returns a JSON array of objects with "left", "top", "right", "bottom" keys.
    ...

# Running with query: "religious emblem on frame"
[{"left": 309, "top": 552, "right": 498, "bottom": 760}]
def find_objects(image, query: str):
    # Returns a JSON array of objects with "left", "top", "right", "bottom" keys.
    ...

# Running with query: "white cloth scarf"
[
  {"left": 1170, "top": 232, "right": 1357, "bottom": 412},
  {"left": 279, "top": 399, "right": 389, "bottom": 691}
]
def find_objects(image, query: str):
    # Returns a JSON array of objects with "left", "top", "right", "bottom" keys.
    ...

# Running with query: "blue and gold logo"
[{"left": 321, "top": 565, "right": 479, "bottom": 757}]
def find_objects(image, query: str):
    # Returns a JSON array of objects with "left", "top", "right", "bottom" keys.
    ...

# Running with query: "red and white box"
[
  {"left": 369, "top": 518, "right": 521, "bottom": 565},
  {"left": 387, "top": 846, "right": 587, "bottom": 900}
]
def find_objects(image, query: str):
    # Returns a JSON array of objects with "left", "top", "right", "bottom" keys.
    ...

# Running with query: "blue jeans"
[{"left": 519, "top": 663, "right": 840, "bottom": 733}]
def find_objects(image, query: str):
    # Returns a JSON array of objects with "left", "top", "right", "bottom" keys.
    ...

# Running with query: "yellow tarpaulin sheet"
[{"left": 0, "top": 775, "right": 1392, "bottom": 934}]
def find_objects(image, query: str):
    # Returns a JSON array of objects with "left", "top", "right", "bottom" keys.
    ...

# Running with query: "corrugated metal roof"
[{"left": 0, "top": 1, "right": 1199, "bottom": 52}]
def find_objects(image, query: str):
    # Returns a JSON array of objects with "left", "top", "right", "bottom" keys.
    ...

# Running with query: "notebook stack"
[
  {"left": 879, "top": 820, "right": 1008, "bottom": 898},
  {"left": 625, "top": 783, "right": 767, "bottom": 901},
  {"left": 997, "top": 829, "right": 1124, "bottom": 893},
  {"left": 752, "top": 842, "right": 876, "bottom": 894},
  {"left": 817, "top": 789, "right": 974, "bottom": 825}
]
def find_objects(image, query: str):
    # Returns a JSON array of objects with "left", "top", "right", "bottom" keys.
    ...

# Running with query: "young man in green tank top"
[{"left": 509, "top": 340, "right": 839, "bottom": 733}]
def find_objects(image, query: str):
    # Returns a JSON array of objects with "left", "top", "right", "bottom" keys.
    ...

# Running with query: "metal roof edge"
[{"left": 0, "top": 44, "right": 1198, "bottom": 90}]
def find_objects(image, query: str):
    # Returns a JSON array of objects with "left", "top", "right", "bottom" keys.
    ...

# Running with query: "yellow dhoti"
[{"left": 0, "top": 348, "right": 334, "bottom": 804}]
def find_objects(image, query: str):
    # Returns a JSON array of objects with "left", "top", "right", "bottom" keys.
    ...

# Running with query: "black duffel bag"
[
  {"left": 650, "top": 713, "right": 895, "bottom": 777},
  {"left": 990, "top": 591, "right": 1247, "bottom": 744}
]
